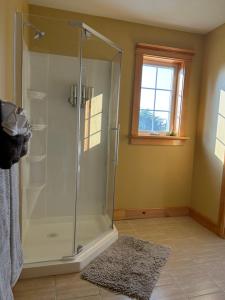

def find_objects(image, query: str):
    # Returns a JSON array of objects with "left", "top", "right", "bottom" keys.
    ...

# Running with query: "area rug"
[{"left": 81, "top": 235, "right": 170, "bottom": 300}]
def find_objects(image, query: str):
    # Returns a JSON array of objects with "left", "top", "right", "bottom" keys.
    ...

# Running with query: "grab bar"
[{"left": 112, "top": 124, "right": 120, "bottom": 165}]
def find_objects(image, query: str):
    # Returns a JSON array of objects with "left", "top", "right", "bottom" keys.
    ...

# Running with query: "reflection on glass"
[
  {"left": 141, "top": 65, "right": 156, "bottom": 88},
  {"left": 155, "top": 90, "right": 171, "bottom": 111},
  {"left": 84, "top": 93, "right": 103, "bottom": 151},
  {"left": 140, "top": 88, "right": 154, "bottom": 110},
  {"left": 157, "top": 67, "right": 174, "bottom": 90}
]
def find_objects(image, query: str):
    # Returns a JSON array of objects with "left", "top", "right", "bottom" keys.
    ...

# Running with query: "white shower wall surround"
[{"left": 25, "top": 51, "right": 111, "bottom": 219}]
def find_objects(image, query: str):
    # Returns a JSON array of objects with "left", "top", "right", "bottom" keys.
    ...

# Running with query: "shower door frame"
[
  {"left": 14, "top": 12, "right": 123, "bottom": 264},
  {"left": 72, "top": 22, "right": 122, "bottom": 257}
]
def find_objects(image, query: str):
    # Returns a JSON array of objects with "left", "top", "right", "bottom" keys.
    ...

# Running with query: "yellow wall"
[
  {"left": 29, "top": 5, "right": 205, "bottom": 210},
  {"left": 0, "top": 0, "right": 27, "bottom": 100},
  {"left": 191, "top": 23, "right": 225, "bottom": 223},
  {"left": 2, "top": 1, "right": 225, "bottom": 222},
  {"left": 2, "top": 1, "right": 225, "bottom": 223}
]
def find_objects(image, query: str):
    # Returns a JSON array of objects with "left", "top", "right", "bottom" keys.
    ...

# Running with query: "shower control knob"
[{"left": 68, "top": 84, "right": 78, "bottom": 107}]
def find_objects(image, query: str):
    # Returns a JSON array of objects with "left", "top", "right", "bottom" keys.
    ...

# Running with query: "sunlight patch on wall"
[
  {"left": 84, "top": 93, "right": 103, "bottom": 151},
  {"left": 215, "top": 90, "right": 225, "bottom": 163}
]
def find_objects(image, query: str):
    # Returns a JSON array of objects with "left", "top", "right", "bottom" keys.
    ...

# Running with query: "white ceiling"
[{"left": 28, "top": 0, "right": 225, "bottom": 34}]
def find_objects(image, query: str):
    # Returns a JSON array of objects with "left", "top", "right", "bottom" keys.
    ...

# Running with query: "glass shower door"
[
  {"left": 75, "top": 28, "right": 121, "bottom": 251},
  {"left": 21, "top": 14, "right": 82, "bottom": 263}
]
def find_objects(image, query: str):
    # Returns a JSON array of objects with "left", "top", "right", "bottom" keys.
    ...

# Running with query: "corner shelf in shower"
[
  {"left": 27, "top": 90, "right": 47, "bottom": 100},
  {"left": 24, "top": 183, "right": 46, "bottom": 191},
  {"left": 32, "top": 124, "right": 47, "bottom": 131},
  {"left": 26, "top": 154, "right": 46, "bottom": 163}
]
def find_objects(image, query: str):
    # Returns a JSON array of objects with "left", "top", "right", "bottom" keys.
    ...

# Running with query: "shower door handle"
[{"left": 112, "top": 125, "right": 120, "bottom": 165}]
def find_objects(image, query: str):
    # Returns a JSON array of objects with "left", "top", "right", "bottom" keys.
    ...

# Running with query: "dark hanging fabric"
[{"left": 0, "top": 100, "right": 29, "bottom": 170}]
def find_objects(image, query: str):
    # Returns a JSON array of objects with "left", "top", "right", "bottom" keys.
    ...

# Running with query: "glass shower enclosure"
[{"left": 15, "top": 12, "right": 122, "bottom": 265}]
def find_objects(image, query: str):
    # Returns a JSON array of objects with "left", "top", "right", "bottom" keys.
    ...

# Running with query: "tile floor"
[{"left": 13, "top": 217, "right": 225, "bottom": 300}]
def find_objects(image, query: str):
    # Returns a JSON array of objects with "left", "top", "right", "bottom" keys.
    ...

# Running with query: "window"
[{"left": 131, "top": 43, "right": 194, "bottom": 145}]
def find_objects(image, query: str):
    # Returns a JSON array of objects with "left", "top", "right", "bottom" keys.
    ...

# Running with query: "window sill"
[{"left": 130, "top": 135, "right": 190, "bottom": 146}]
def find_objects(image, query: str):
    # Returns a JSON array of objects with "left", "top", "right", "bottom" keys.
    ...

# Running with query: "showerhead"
[
  {"left": 33, "top": 30, "right": 45, "bottom": 40},
  {"left": 24, "top": 22, "right": 46, "bottom": 40}
]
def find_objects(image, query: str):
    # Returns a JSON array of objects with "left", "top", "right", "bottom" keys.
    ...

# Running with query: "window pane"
[
  {"left": 155, "top": 90, "right": 172, "bottom": 111},
  {"left": 157, "top": 67, "right": 174, "bottom": 90},
  {"left": 141, "top": 65, "right": 156, "bottom": 88},
  {"left": 154, "top": 111, "right": 170, "bottom": 132},
  {"left": 138, "top": 109, "right": 154, "bottom": 132},
  {"left": 140, "top": 88, "right": 154, "bottom": 110}
]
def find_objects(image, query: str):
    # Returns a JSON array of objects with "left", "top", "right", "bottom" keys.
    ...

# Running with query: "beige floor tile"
[
  {"left": 13, "top": 217, "right": 225, "bottom": 300},
  {"left": 99, "top": 287, "right": 134, "bottom": 299},
  {"left": 13, "top": 276, "right": 56, "bottom": 300},
  {"left": 14, "top": 289, "right": 56, "bottom": 300},
  {"left": 114, "top": 221, "right": 135, "bottom": 231},
  {"left": 55, "top": 273, "right": 100, "bottom": 299},
  {"left": 150, "top": 284, "right": 188, "bottom": 300},
  {"left": 99, "top": 287, "right": 120, "bottom": 296},
  {"left": 212, "top": 280, "right": 225, "bottom": 293},
  {"left": 102, "top": 294, "right": 133, "bottom": 300},
  {"left": 67, "top": 296, "right": 101, "bottom": 300},
  {"left": 118, "top": 229, "right": 137, "bottom": 235},
  {"left": 189, "top": 292, "right": 225, "bottom": 299},
  {"left": 155, "top": 273, "right": 174, "bottom": 287},
  {"left": 181, "top": 279, "right": 221, "bottom": 298},
  {"left": 13, "top": 276, "right": 55, "bottom": 292}
]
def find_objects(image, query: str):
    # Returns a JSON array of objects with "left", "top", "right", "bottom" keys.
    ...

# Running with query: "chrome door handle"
[{"left": 112, "top": 125, "right": 120, "bottom": 165}]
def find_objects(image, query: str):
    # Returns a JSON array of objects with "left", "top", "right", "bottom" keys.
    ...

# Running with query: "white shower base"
[
  {"left": 23, "top": 215, "right": 115, "bottom": 262},
  {"left": 21, "top": 216, "right": 118, "bottom": 278}
]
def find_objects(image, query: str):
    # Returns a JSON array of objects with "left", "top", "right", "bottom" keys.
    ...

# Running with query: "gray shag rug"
[{"left": 81, "top": 235, "right": 170, "bottom": 300}]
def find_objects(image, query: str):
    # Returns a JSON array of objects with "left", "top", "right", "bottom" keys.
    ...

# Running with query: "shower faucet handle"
[
  {"left": 81, "top": 86, "right": 94, "bottom": 108},
  {"left": 68, "top": 84, "right": 77, "bottom": 107}
]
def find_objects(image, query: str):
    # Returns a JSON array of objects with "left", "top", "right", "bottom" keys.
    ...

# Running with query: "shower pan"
[{"left": 14, "top": 12, "right": 122, "bottom": 277}]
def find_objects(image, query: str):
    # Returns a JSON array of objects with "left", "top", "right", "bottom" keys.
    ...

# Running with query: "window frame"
[{"left": 130, "top": 43, "right": 195, "bottom": 146}]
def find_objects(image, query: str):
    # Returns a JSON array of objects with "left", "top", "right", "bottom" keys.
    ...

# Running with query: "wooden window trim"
[{"left": 130, "top": 43, "right": 195, "bottom": 146}]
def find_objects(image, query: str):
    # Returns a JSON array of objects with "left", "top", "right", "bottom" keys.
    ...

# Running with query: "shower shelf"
[
  {"left": 23, "top": 183, "right": 46, "bottom": 191},
  {"left": 32, "top": 124, "right": 47, "bottom": 131},
  {"left": 27, "top": 90, "right": 47, "bottom": 100},
  {"left": 26, "top": 155, "right": 46, "bottom": 163}
]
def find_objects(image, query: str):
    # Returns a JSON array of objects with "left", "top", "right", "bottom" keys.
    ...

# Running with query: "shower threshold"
[{"left": 21, "top": 225, "right": 118, "bottom": 278}]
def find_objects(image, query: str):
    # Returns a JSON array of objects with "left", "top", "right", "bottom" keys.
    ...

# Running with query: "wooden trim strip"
[
  {"left": 114, "top": 207, "right": 190, "bottom": 221},
  {"left": 137, "top": 43, "right": 195, "bottom": 57},
  {"left": 114, "top": 207, "right": 221, "bottom": 238},
  {"left": 131, "top": 52, "right": 143, "bottom": 137},
  {"left": 131, "top": 43, "right": 194, "bottom": 145},
  {"left": 189, "top": 209, "right": 219, "bottom": 235},
  {"left": 130, "top": 135, "right": 189, "bottom": 146},
  {"left": 131, "top": 134, "right": 190, "bottom": 140}
]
